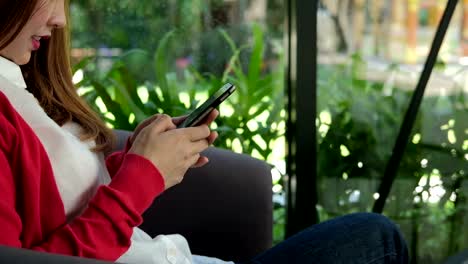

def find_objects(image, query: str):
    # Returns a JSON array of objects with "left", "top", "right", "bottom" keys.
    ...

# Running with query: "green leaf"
[
  {"left": 154, "top": 30, "right": 176, "bottom": 103},
  {"left": 247, "top": 24, "right": 264, "bottom": 93}
]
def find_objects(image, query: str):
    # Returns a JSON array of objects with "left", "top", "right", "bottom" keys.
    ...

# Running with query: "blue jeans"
[{"left": 243, "top": 213, "right": 408, "bottom": 264}]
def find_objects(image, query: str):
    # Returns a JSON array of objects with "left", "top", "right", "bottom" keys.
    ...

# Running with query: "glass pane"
[
  {"left": 70, "top": 0, "right": 287, "bottom": 243},
  {"left": 317, "top": 1, "right": 467, "bottom": 263}
]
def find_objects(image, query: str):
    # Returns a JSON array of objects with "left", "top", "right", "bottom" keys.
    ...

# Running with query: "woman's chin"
[
  {"left": 15, "top": 53, "right": 32, "bottom": 65},
  {"left": 0, "top": 52, "right": 30, "bottom": 65}
]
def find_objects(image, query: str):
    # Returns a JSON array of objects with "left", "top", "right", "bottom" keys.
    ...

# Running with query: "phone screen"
[{"left": 177, "top": 83, "right": 236, "bottom": 128}]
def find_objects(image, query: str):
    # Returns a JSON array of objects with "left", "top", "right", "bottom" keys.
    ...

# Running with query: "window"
[{"left": 316, "top": 1, "right": 467, "bottom": 262}]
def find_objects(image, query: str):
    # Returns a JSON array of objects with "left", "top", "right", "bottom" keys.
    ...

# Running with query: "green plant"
[
  {"left": 75, "top": 24, "right": 467, "bottom": 261},
  {"left": 76, "top": 26, "right": 288, "bottom": 247},
  {"left": 314, "top": 54, "right": 467, "bottom": 262},
  {"left": 76, "top": 25, "right": 285, "bottom": 162}
]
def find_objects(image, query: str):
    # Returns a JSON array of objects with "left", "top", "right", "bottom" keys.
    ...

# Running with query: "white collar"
[{"left": 0, "top": 56, "right": 27, "bottom": 89}]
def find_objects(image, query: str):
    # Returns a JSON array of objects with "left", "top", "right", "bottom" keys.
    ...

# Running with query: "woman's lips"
[{"left": 32, "top": 37, "right": 41, "bottom": 50}]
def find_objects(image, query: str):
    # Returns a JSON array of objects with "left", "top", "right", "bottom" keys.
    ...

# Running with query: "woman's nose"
[{"left": 48, "top": 0, "right": 67, "bottom": 29}]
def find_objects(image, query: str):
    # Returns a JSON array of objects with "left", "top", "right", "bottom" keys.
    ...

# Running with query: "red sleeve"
[
  {"left": 106, "top": 137, "right": 132, "bottom": 178},
  {"left": 0, "top": 148, "right": 23, "bottom": 248},
  {"left": 32, "top": 154, "right": 166, "bottom": 260},
  {"left": 0, "top": 97, "right": 166, "bottom": 261},
  {"left": 0, "top": 112, "right": 25, "bottom": 249},
  {"left": 0, "top": 149, "right": 165, "bottom": 260}
]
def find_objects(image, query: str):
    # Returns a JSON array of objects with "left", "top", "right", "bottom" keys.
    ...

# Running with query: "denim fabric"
[{"left": 243, "top": 213, "right": 408, "bottom": 264}]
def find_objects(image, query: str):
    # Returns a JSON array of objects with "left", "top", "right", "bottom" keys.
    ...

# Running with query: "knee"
[
  {"left": 353, "top": 212, "right": 395, "bottom": 226},
  {"left": 351, "top": 213, "right": 400, "bottom": 234},
  {"left": 350, "top": 213, "right": 408, "bottom": 252}
]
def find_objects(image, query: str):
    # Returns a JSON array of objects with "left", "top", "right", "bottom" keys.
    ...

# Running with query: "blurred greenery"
[
  {"left": 315, "top": 54, "right": 467, "bottom": 262},
  {"left": 71, "top": 1, "right": 467, "bottom": 262},
  {"left": 75, "top": 24, "right": 285, "bottom": 162}
]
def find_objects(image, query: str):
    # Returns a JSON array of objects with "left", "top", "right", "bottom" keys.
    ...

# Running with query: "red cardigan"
[{"left": 0, "top": 91, "right": 165, "bottom": 261}]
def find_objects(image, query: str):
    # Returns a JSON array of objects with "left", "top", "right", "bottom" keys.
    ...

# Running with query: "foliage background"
[{"left": 70, "top": 1, "right": 467, "bottom": 263}]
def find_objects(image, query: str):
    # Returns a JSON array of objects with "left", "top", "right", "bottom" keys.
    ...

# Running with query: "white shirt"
[{"left": 0, "top": 56, "right": 232, "bottom": 264}]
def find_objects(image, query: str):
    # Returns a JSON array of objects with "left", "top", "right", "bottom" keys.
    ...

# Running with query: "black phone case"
[{"left": 177, "top": 83, "right": 236, "bottom": 128}]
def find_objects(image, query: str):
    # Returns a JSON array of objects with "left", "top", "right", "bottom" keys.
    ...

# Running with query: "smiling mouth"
[
  {"left": 32, "top": 37, "right": 41, "bottom": 50},
  {"left": 31, "top": 35, "right": 51, "bottom": 50}
]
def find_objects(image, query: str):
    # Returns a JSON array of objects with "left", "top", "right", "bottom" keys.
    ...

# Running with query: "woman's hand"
[
  {"left": 175, "top": 110, "right": 218, "bottom": 168},
  {"left": 129, "top": 110, "right": 219, "bottom": 170},
  {"left": 128, "top": 114, "right": 212, "bottom": 189},
  {"left": 171, "top": 109, "right": 219, "bottom": 145},
  {"left": 130, "top": 109, "right": 219, "bottom": 146}
]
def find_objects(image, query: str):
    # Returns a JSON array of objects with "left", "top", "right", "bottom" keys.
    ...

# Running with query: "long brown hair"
[{"left": 0, "top": 0, "right": 115, "bottom": 153}]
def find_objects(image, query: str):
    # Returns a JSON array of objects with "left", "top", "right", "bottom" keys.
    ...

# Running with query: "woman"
[{"left": 0, "top": 0, "right": 409, "bottom": 263}]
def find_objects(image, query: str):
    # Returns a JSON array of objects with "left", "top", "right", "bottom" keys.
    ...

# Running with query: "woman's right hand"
[{"left": 128, "top": 114, "right": 210, "bottom": 189}]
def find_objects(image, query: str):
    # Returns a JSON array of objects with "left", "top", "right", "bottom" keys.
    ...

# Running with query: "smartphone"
[{"left": 177, "top": 83, "right": 236, "bottom": 128}]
